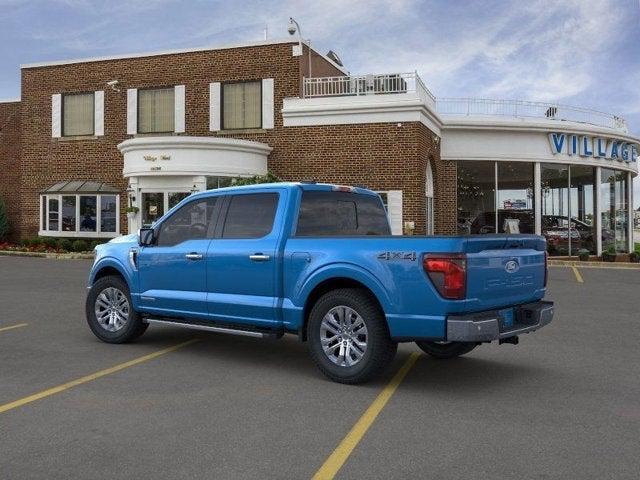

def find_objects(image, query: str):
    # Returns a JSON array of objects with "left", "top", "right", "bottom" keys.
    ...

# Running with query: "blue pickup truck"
[{"left": 86, "top": 182, "right": 553, "bottom": 384}]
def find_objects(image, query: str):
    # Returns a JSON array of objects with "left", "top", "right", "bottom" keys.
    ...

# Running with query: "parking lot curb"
[
  {"left": 549, "top": 260, "right": 640, "bottom": 269},
  {"left": 0, "top": 250, "right": 94, "bottom": 260}
]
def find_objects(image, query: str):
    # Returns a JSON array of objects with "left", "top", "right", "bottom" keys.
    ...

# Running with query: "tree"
[
  {"left": 0, "top": 197, "right": 9, "bottom": 241},
  {"left": 230, "top": 172, "right": 281, "bottom": 186}
]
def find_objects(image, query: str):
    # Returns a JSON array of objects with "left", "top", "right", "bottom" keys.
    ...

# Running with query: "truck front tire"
[
  {"left": 415, "top": 341, "right": 477, "bottom": 359},
  {"left": 86, "top": 275, "right": 148, "bottom": 343},
  {"left": 307, "top": 288, "right": 397, "bottom": 384}
]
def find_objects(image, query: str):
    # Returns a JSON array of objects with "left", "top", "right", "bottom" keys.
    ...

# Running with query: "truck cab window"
[
  {"left": 296, "top": 191, "right": 390, "bottom": 236},
  {"left": 222, "top": 193, "right": 279, "bottom": 239},
  {"left": 156, "top": 197, "right": 218, "bottom": 247}
]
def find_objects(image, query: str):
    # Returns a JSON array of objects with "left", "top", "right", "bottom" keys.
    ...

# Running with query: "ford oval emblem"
[{"left": 505, "top": 260, "right": 519, "bottom": 273}]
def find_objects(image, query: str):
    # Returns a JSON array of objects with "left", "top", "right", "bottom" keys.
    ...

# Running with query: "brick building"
[{"left": 1, "top": 38, "right": 639, "bottom": 255}]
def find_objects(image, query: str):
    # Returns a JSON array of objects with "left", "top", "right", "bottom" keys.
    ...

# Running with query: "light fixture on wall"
[
  {"left": 106, "top": 80, "right": 120, "bottom": 93},
  {"left": 126, "top": 185, "right": 136, "bottom": 203},
  {"left": 190, "top": 184, "right": 199, "bottom": 195}
]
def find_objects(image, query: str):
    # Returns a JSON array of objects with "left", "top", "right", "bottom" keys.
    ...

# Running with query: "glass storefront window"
[
  {"left": 569, "top": 166, "right": 596, "bottom": 254},
  {"left": 48, "top": 197, "right": 59, "bottom": 231},
  {"left": 100, "top": 195, "right": 117, "bottom": 233},
  {"left": 541, "top": 164, "right": 570, "bottom": 256},
  {"left": 497, "top": 163, "right": 534, "bottom": 234},
  {"left": 40, "top": 193, "right": 119, "bottom": 236},
  {"left": 79, "top": 196, "right": 97, "bottom": 232},
  {"left": 142, "top": 192, "right": 165, "bottom": 227},
  {"left": 62, "top": 196, "right": 76, "bottom": 232},
  {"left": 457, "top": 161, "right": 495, "bottom": 234},
  {"left": 168, "top": 192, "right": 190, "bottom": 210},
  {"left": 206, "top": 176, "right": 234, "bottom": 190},
  {"left": 601, "top": 169, "right": 628, "bottom": 253}
]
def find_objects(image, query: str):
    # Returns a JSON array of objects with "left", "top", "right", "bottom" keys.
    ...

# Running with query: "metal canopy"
[{"left": 41, "top": 180, "right": 120, "bottom": 194}]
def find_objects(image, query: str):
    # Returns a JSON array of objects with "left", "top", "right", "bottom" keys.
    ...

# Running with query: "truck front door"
[{"left": 137, "top": 196, "right": 220, "bottom": 318}]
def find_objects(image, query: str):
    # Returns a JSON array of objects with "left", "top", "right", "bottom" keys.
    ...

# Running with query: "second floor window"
[
  {"left": 138, "top": 87, "right": 175, "bottom": 133},
  {"left": 223, "top": 81, "right": 261, "bottom": 130},
  {"left": 63, "top": 92, "right": 94, "bottom": 136}
]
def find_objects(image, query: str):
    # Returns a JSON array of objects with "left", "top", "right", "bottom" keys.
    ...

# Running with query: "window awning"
[{"left": 41, "top": 181, "right": 120, "bottom": 194}]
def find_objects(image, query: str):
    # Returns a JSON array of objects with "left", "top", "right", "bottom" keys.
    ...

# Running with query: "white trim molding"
[
  {"left": 21, "top": 38, "right": 348, "bottom": 74},
  {"left": 209, "top": 82, "right": 221, "bottom": 131},
  {"left": 282, "top": 93, "right": 442, "bottom": 135},
  {"left": 51, "top": 94, "right": 62, "bottom": 138},
  {"left": 94, "top": 90, "right": 105, "bottom": 136},
  {"left": 118, "top": 136, "right": 271, "bottom": 178},
  {"left": 126, "top": 88, "right": 137, "bottom": 135},
  {"left": 262, "top": 78, "right": 275, "bottom": 129},
  {"left": 174, "top": 85, "right": 186, "bottom": 133}
]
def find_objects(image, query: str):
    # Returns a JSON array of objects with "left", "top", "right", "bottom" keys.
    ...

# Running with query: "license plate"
[{"left": 499, "top": 308, "right": 515, "bottom": 329}]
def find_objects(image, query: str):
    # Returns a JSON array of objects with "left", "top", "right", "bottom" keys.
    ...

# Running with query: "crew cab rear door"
[{"left": 206, "top": 190, "right": 286, "bottom": 328}]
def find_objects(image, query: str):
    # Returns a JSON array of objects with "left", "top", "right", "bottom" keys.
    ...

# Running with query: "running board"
[{"left": 144, "top": 318, "right": 280, "bottom": 339}]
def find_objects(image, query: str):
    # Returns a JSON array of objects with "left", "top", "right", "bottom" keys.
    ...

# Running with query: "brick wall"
[
  {"left": 418, "top": 123, "right": 457, "bottom": 234},
  {"left": 19, "top": 42, "right": 304, "bottom": 238},
  {"left": 0, "top": 101, "right": 21, "bottom": 239},
  {"left": 17, "top": 41, "right": 451, "bottom": 238}
]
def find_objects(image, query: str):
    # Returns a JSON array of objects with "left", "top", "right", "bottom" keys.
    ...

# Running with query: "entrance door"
[
  {"left": 206, "top": 191, "right": 283, "bottom": 328},
  {"left": 137, "top": 196, "right": 220, "bottom": 319}
]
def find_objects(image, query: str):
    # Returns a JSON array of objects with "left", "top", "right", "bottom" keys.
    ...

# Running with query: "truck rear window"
[{"left": 296, "top": 191, "right": 391, "bottom": 236}]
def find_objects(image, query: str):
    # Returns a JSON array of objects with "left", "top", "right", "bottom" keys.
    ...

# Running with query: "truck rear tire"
[
  {"left": 415, "top": 341, "right": 477, "bottom": 359},
  {"left": 86, "top": 275, "right": 148, "bottom": 343},
  {"left": 307, "top": 288, "right": 397, "bottom": 384}
]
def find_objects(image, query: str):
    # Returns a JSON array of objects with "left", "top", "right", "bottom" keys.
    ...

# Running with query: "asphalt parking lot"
[{"left": 1, "top": 257, "right": 639, "bottom": 479}]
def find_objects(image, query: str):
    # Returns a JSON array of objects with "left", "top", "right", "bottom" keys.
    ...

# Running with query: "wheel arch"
[
  {"left": 90, "top": 258, "right": 131, "bottom": 289},
  {"left": 298, "top": 269, "right": 392, "bottom": 341}
]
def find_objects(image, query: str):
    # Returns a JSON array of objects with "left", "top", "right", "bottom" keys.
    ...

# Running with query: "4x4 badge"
[{"left": 378, "top": 252, "right": 416, "bottom": 261}]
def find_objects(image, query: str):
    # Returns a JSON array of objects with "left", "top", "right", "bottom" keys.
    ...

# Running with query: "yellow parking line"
[
  {"left": 312, "top": 352, "right": 421, "bottom": 480},
  {"left": 571, "top": 266, "right": 584, "bottom": 283},
  {"left": 0, "top": 323, "right": 28, "bottom": 333},
  {"left": 0, "top": 339, "right": 198, "bottom": 415}
]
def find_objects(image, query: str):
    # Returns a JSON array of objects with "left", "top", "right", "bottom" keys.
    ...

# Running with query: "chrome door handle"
[
  {"left": 249, "top": 254, "right": 270, "bottom": 262},
  {"left": 185, "top": 253, "right": 203, "bottom": 261}
]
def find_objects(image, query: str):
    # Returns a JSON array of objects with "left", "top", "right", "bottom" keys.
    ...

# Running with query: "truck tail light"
[
  {"left": 544, "top": 251, "right": 548, "bottom": 287},
  {"left": 423, "top": 254, "right": 466, "bottom": 300}
]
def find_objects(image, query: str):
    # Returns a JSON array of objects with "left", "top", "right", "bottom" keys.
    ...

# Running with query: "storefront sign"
[
  {"left": 143, "top": 155, "right": 171, "bottom": 162},
  {"left": 548, "top": 133, "right": 638, "bottom": 162}
]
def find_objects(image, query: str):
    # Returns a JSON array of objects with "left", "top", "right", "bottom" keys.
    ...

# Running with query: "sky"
[{"left": 1, "top": 0, "right": 639, "bottom": 198}]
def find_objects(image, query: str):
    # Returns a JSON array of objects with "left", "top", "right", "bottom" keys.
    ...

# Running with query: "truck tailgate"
[{"left": 463, "top": 235, "right": 546, "bottom": 311}]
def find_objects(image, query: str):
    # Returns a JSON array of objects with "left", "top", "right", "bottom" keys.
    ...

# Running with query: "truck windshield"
[{"left": 296, "top": 191, "right": 391, "bottom": 236}]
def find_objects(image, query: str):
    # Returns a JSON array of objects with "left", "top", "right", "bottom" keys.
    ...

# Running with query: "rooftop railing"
[
  {"left": 436, "top": 97, "right": 628, "bottom": 132},
  {"left": 302, "top": 74, "right": 628, "bottom": 132},
  {"left": 302, "top": 72, "right": 436, "bottom": 107}
]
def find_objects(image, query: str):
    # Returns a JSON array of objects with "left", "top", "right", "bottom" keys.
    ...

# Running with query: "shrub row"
[{"left": 19, "top": 237, "right": 104, "bottom": 253}]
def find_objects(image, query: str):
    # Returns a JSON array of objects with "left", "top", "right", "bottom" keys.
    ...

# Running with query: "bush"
[
  {"left": 0, "top": 197, "right": 9, "bottom": 241},
  {"left": 577, "top": 249, "right": 590, "bottom": 261},
  {"left": 230, "top": 172, "right": 281, "bottom": 186},
  {"left": 58, "top": 238, "right": 73, "bottom": 252},
  {"left": 72, "top": 239, "right": 88, "bottom": 252},
  {"left": 90, "top": 240, "right": 103, "bottom": 250},
  {"left": 21, "top": 237, "right": 32, "bottom": 247},
  {"left": 42, "top": 237, "right": 58, "bottom": 249}
]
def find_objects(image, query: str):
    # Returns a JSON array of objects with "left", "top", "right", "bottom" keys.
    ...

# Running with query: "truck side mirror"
[{"left": 139, "top": 228, "right": 156, "bottom": 247}]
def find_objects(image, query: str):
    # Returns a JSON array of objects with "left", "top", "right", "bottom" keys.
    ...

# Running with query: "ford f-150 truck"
[{"left": 86, "top": 182, "right": 553, "bottom": 384}]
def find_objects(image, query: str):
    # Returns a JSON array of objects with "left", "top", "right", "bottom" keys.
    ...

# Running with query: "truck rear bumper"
[{"left": 447, "top": 301, "right": 554, "bottom": 343}]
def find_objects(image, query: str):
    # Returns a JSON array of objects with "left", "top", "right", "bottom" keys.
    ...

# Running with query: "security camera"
[
  {"left": 106, "top": 80, "right": 120, "bottom": 92},
  {"left": 287, "top": 18, "right": 297, "bottom": 35}
]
